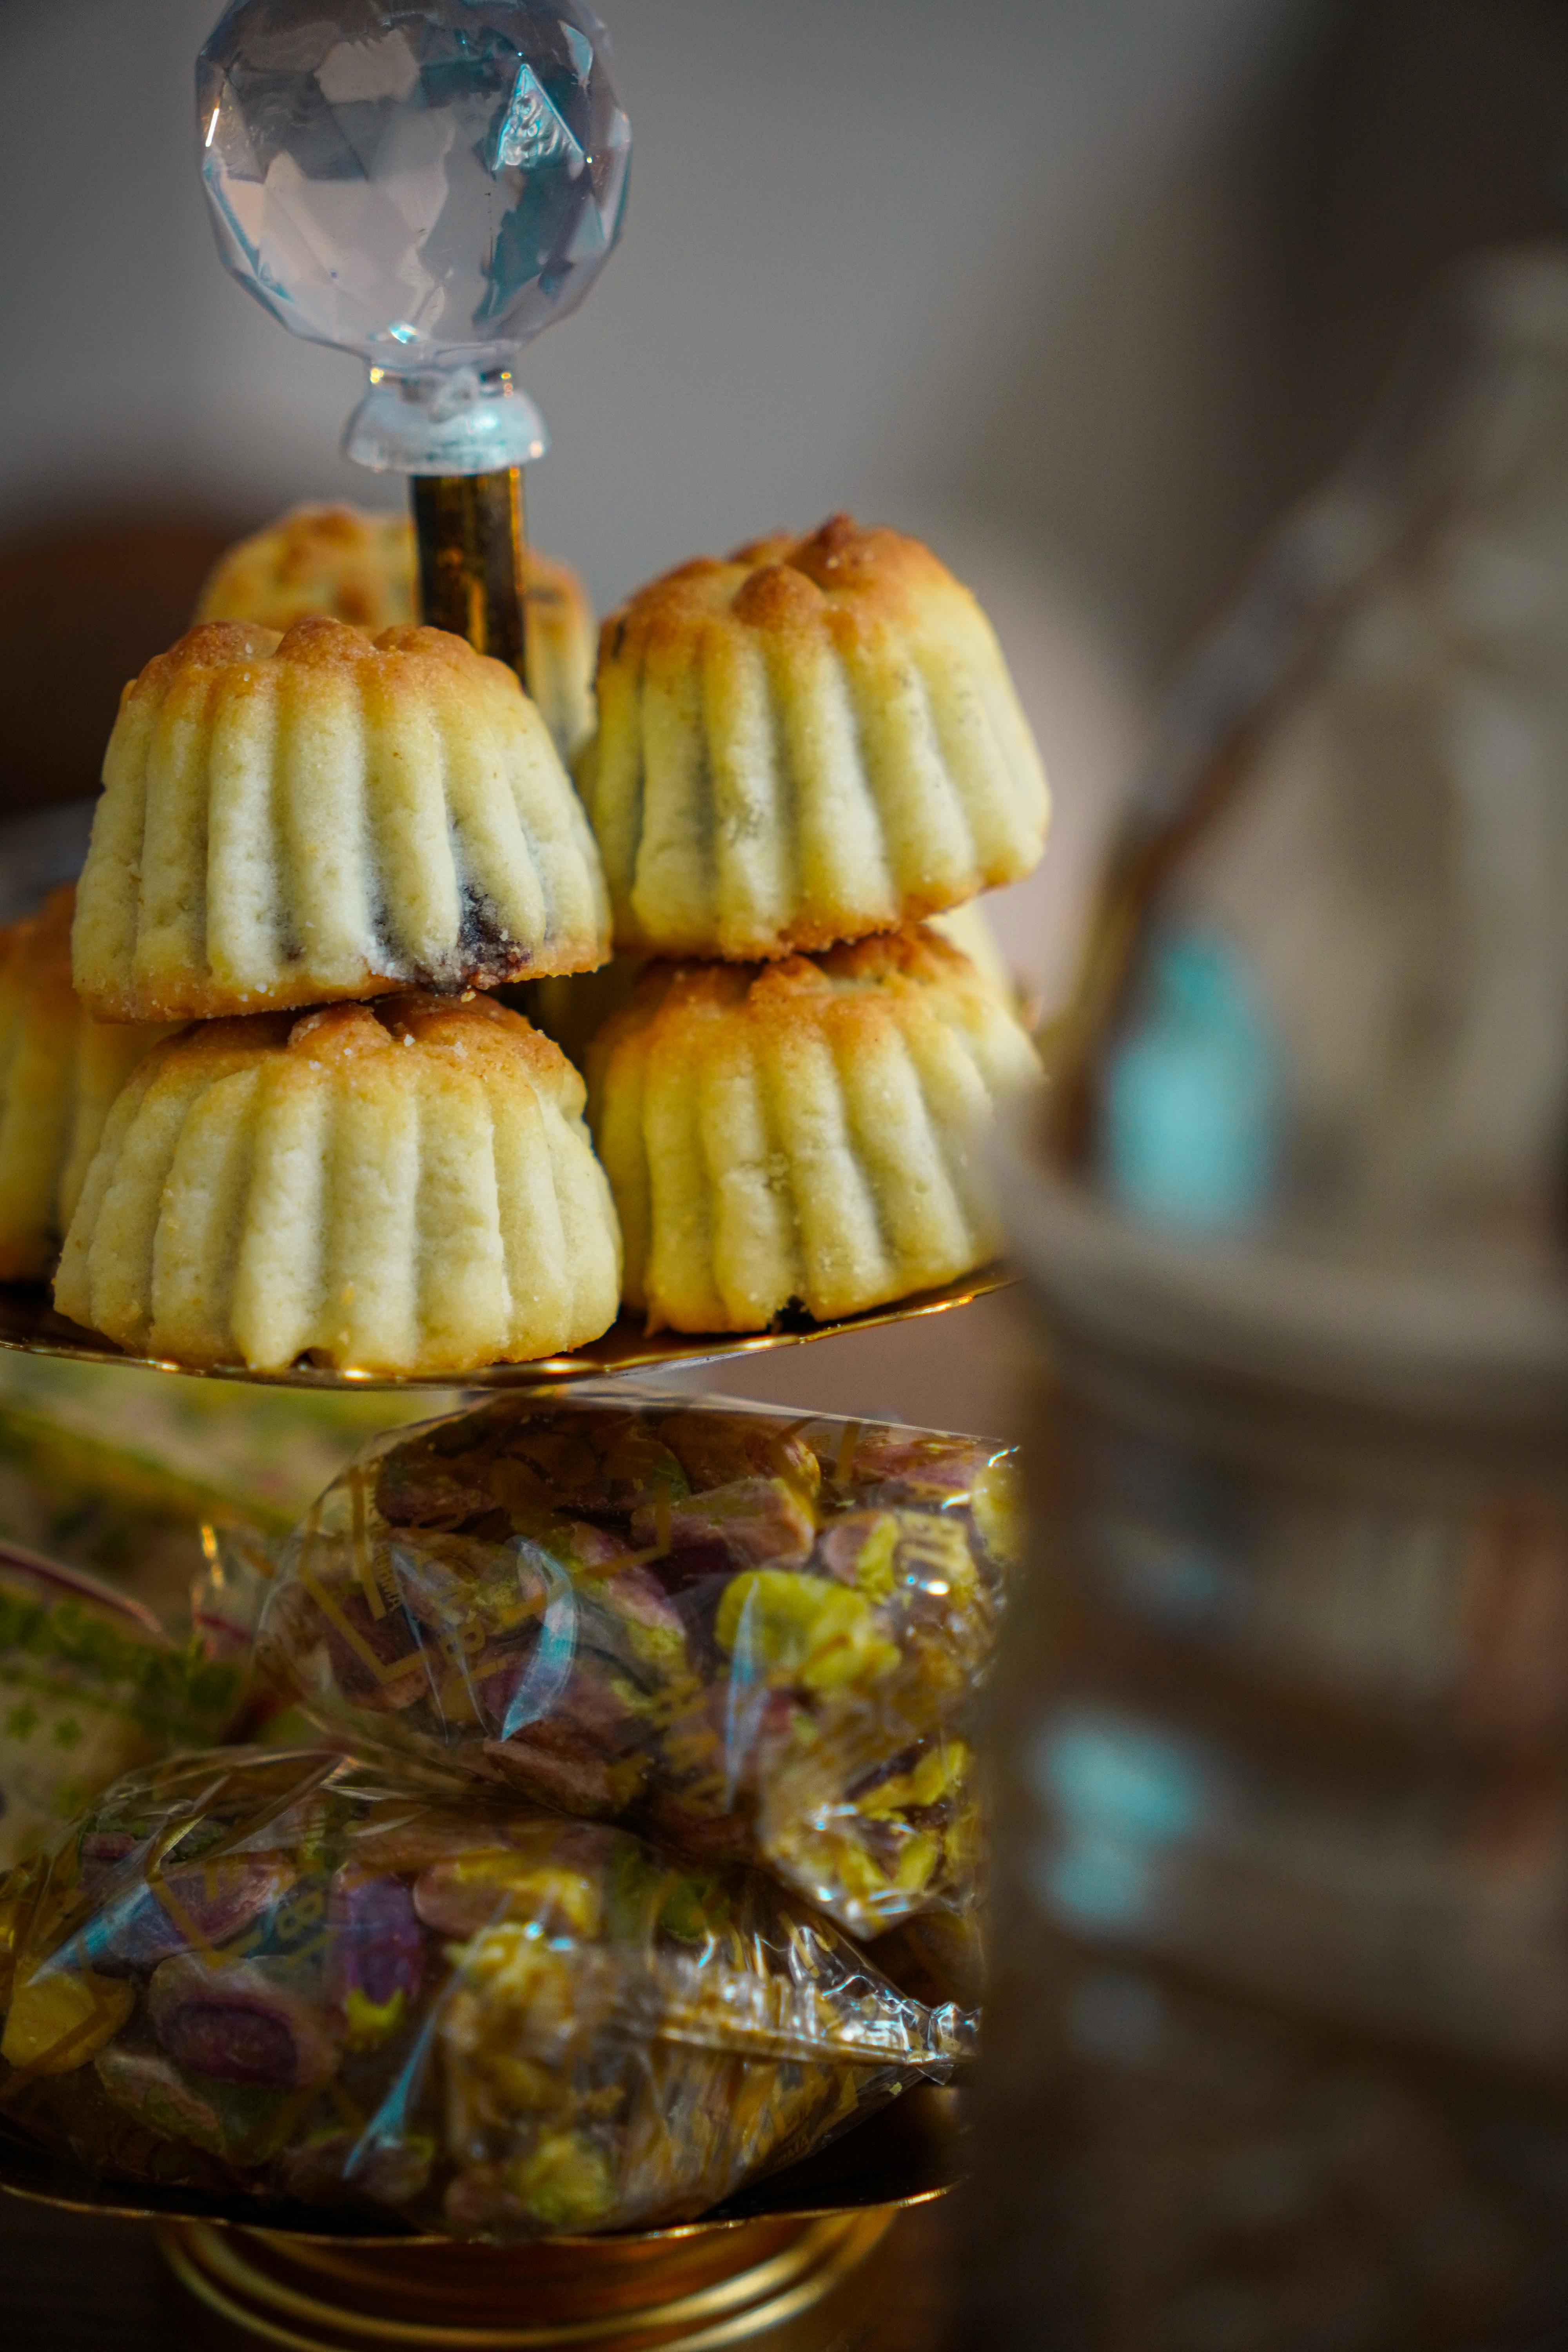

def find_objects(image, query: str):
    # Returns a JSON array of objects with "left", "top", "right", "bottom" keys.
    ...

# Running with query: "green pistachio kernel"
[
  {"left": 507, "top": 2130, "right": 616, "bottom": 2229},
  {"left": 715, "top": 1572, "right": 901, "bottom": 1697}
]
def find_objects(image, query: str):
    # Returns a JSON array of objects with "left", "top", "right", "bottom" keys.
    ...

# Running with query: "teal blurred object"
[
  {"left": 1104, "top": 927, "right": 1282, "bottom": 1234},
  {"left": 1029, "top": 1709, "right": 1208, "bottom": 1932}
]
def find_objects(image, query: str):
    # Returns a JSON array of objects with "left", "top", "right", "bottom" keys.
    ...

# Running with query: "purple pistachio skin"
[
  {"left": 149, "top": 1953, "right": 339, "bottom": 2090},
  {"left": 595, "top": 1565, "right": 686, "bottom": 1645},
  {"left": 480, "top": 1722, "right": 621, "bottom": 1812},
  {"left": 657, "top": 1412, "right": 821, "bottom": 1496},
  {"left": 91, "top": 1857, "right": 296, "bottom": 1972},
  {"left": 284, "top": 2129, "right": 434, "bottom": 2208},
  {"left": 629, "top": 1478, "right": 815, "bottom": 1582},
  {"left": 327, "top": 1873, "right": 423, "bottom": 2015},
  {"left": 817, "top": 1512, "right": 893, "bottom": 1586},
  {"left": 838, "top": 1432, "right": 994, "bottom": 1504},
  {"left": 316, "top": 1588, "right": 433, "bottom": 1715},
  {"left": 94, "top": 2047, "right": 230, "bottom": 2156},
  {"left": 79, "top": 1830, "right": 140, "bottom": 1893}
]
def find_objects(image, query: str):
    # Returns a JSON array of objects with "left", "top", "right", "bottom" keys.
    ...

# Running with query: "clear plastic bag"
[
  {"left": 0, "top": 1746, "right": 962, "bottom": 2239},
  {"left": 0, "top": 1354, "right": 452, "bottom": 1632},
  {"left": 259, "top": 1393, "right": 1020, "bottom": 1941},
  {"left": 0, "top": 1546, "right": 251, "bottom": 1873}
]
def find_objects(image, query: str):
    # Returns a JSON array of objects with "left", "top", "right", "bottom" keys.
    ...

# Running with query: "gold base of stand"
[{"left": 157, "top": 2209, "right": 893, "bottom": 2352}]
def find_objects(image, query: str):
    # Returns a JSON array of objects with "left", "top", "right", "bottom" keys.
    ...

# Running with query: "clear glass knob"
[{"left": 197, "top": 0, "right": 631, "bottom": 474}]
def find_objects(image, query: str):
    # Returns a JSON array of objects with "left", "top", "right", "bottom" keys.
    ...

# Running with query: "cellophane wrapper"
[
  {"left": 0, "top": 1747, "right": 961, "bottom": 2239},
  {"left": 0, "top": 1354, "right": 452, "bottom": 1631},
  {"left": 258, "top": 1393, "right": 1021, "bottom": 1945},
  {"left": 0, "top": 1551, "right": 253, "bottom": 1873}
]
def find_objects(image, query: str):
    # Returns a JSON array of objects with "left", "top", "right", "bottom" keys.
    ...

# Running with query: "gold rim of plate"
[
  {"left": 0, "top": 1265, "right": 1013, "bottom": 1392},
  {"left": 154, "top": 2207, "right": 897, "bottom": 2351},
  {"left": 0, "top": 2082, "right": 963, "bottom": 2241}
]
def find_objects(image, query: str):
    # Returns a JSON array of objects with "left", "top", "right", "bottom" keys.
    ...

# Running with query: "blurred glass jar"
[
  {"left": 964, "top": 249, "right": 1568, "bottom": 2352},
  {"left": 1034, "top": 245, "right": 1568, "bottom": 1423}
]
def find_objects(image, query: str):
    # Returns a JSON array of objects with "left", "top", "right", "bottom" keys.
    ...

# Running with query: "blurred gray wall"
[
  {"left": 0, "top": 0, "right": 1324, "bottom": 623},
  {"left": 6, "top": 2, "right": 1566, "bottom": 656}
]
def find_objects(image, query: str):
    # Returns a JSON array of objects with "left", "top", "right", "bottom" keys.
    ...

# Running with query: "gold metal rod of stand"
[{"left": 412, "top": 468, "right": 529, "bottom": 687}]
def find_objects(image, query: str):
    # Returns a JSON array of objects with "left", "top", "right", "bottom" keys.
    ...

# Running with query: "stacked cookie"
[
  {"left": 0, "top": 505, "right": 1046, "bottom": 1372},
  {"left": 0, "top": 886, "right": 177, "bottom": 1281},
  {"left": 14, "top": 511, "right": 624, "bottom": 1377},
  {"left": 194, "top": 503, "right": 598, "bottom": 764},
  {"left": 570, "top": 515, "right": 1047, "bottom": 1334}
]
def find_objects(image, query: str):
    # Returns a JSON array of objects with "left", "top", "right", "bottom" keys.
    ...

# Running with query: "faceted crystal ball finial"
[{"left": 197, "top": 0, "right": 630, "bottom": 469}]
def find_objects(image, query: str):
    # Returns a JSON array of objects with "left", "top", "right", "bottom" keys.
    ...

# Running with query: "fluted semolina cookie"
[
  {"left": 195, "top": 505, "right": 415, "bottom": 636},
  {"left": 587, "top": 928, "right": 1040, "bottom": 1334},
  {"left": 55, "top": 993, "right": 621, "bottom": 1375},
  {"left": 0, "top": 887, "right": 175, "bottom": 1280},
  {"left": 194, "top": 504, "right": 598, "bottom": 759},
  {"left": 73, "top": 618, "right": 611, "bottom": 1025},
  {"left": 507, "top": 912, "right": 1022, "bottom": 1074},
  {"left": 579, "top": 515, "right": 1049, "bottom": 960},
  {"left": 511, "top": 903, "right": 1018, "bottom": 1074}
]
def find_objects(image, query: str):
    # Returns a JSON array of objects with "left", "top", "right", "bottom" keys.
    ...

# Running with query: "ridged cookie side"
[
  {"left": 74, "top": 621, "right": 611, "bottom": 1024},
  {"left": 0, "top": 887, "right": 174, "bottom": 1279},
  {"left": 588, "top": 931, "right": 1040, "bottom": 1332},
  {"left": 579, "top": 518, "right": 1049, "bottom": 960},
  {"left": 56, "top": 996, "right": 621, "bottom": 1374}
]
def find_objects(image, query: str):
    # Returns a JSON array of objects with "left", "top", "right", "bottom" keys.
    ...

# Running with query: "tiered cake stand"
[{"left": 0, "top": 8, "right": 1002, "bottom": 2334}]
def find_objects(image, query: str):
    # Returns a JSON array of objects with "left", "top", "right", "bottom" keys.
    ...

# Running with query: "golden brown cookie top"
[
  {"left": 636, "top": 923, "right": 979, "bottom": 1005},
  {"left": 150, "top": 990, "right": 578, "bottom": 1095},
  {"left": 299, "top": 991, "right": 579, "bottom": 1096},
  {"left": 120, "top": 615, "right": 523, "bottom": 717},
  {"left": 599, "top": 513, "right": 973, "bottom": 665},
  {"left": 196, "top": 503, "right": 590, "bottom": 647},
  {"left": 598, "top": 927, "right": 1004, "bottom": 1062},
  {"left": 195, "top": 503, "right": 416, "bottom": 635}
]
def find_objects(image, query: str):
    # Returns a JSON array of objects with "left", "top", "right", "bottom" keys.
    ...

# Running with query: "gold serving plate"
[
  {"left": 1, "top": 2086, "right": 962, "bottom": 2351},
  {"left": 0, "top": 1265, "right": 1012, "bottom": 1392}
]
